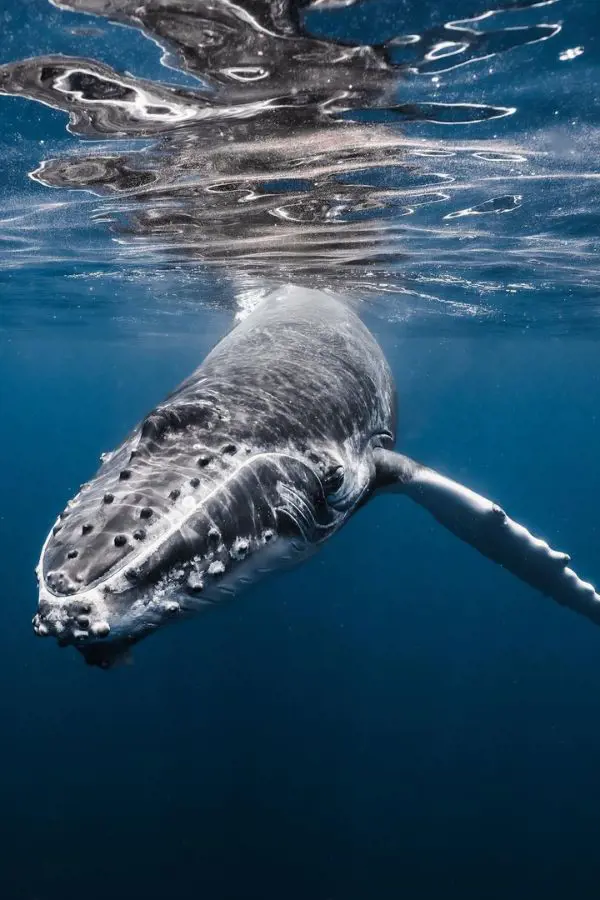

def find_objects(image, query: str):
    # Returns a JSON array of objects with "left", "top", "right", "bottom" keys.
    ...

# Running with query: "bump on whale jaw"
[
  {"left": 34, "top": 532, "right": 206, "bottom": 669},
  {"left": 33, "top": 575, "right": 167, "bottom": 668},
  {"left": 33, "top": 534, "right": 242, "bottom": 666},
  {"left": 34, "top": 516, "right": 302, "bottom": 668},
  {"left": 34, "top": 426, "right": 349, "bottom": 667}
]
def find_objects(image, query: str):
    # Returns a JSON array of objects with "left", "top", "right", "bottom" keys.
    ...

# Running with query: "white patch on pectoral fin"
[{"left": 373, "top": 449, "right": 600, "bottom": 626}]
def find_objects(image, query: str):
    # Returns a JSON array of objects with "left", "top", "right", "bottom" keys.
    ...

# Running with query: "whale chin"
[
  {"left": 35, "top": 441, "right": 342, "bottom": 665},
  {"left": 33, "top": 550, "right": 187, "bottom": 662},
  {"left": 78, "top": 637, "right": 141, "bottom": 670}
]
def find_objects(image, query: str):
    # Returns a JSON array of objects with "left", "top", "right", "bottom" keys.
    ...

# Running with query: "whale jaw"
[
  {"left": 34, "top": 527, "right": 312, "bottom": 668},
  {"left": 33, "top": 564, "right": 179, "bottom": 667},
  {"left": 34, "top": 444, "right": 342, "bottom": 667}
]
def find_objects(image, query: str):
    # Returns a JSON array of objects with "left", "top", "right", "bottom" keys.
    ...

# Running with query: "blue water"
[{"left": 3, "top": 1, "right": 600, "bottom": 898}]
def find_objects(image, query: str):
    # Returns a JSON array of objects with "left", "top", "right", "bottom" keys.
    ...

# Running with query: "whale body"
[
  {"left": 36, "top": 287, "right": 395, "bottom": 666},
  {"left": 35, "top": 286, "right": 600, "bottom": 668}
]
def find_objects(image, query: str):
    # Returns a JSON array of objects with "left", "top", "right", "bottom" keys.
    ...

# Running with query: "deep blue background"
[{"left": 2, "top": 321, "right": 600, "bottom": 900}]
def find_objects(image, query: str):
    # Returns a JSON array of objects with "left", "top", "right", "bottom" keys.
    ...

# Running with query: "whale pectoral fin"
[{"left": 373, "top": 448, "right": 600, "bottom": 625}]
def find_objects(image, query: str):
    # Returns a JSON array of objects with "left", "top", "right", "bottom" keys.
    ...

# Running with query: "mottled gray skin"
[{"left": 36, "top": 287, "right": 396, "bottom": 667}]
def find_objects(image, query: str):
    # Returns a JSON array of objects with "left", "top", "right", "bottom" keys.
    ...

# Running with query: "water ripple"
[{"left": 0, "top": 0, "right": 598, "bottom": 334}]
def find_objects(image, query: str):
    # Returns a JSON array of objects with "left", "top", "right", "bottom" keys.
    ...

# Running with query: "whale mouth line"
[{"left": 39, "top": 448, "right": 322, "bottom": 598}]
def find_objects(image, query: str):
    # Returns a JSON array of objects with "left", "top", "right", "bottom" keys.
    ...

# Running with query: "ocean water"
[{"left": 2, "top": 1, "right": 600, "bottom": 898}]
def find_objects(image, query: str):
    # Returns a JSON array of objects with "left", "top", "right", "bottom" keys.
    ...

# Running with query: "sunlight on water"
[{"left": 0, "top": 0, "right": 598, "bottom": 332}]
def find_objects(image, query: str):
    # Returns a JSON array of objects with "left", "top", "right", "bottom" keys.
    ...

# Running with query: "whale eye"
[{"left": 324, "top": 465, "right": 344, "bottom": 497}]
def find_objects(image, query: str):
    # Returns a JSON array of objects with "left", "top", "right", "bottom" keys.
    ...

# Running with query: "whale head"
[
  {"left": 34, "top": 401, "right": 357, "bottom": 667},
  {"left": 34, "top": 287, "right": 397, "bottom": 668}
]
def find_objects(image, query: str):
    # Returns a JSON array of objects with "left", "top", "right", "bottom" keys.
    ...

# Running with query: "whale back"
[{"left": 180, "top": 286, "right": 396, "bottom": 452}]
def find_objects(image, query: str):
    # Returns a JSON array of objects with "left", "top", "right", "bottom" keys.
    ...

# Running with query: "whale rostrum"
[{"left": 35, "top": 286, "right": 600, "bottom": 667}]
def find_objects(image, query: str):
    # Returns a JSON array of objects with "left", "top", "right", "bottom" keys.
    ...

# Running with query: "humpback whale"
[{"left": 35, "top": 286, "right": 600, "bottom": 668}]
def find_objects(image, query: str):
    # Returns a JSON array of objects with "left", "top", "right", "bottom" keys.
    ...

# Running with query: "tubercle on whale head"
[
  {"left": 34, "top": 558, "right": 164, "bottom": 668},
  {"left": 34, "top": 447, "right": 337, "bottom": 666},
  {"left": 37, "top": 444, "right": 385, "bottom": 665},
  {"left": 34, "top": 514, "right": 299, "bottom": 668},
  {"left": 34, "top": 521, "right": 239, "bottom": 667}
]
